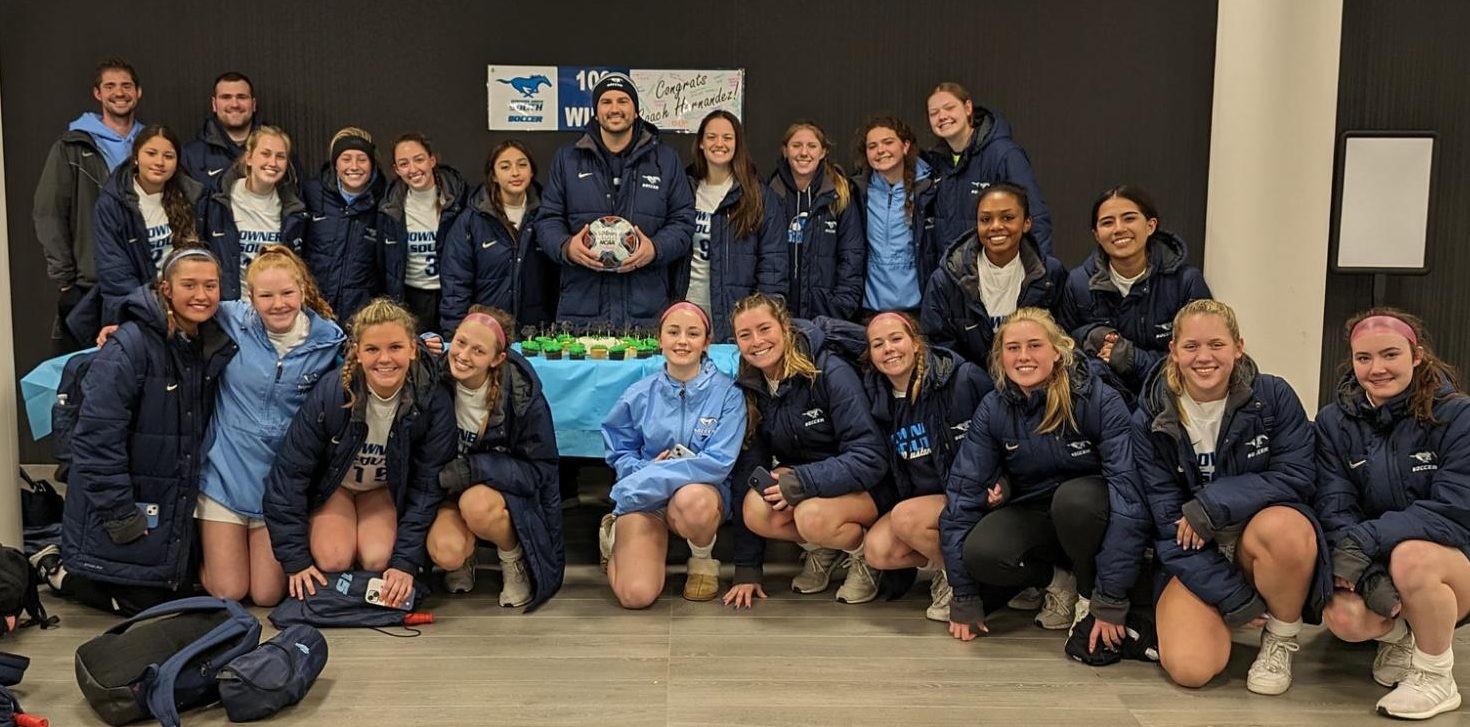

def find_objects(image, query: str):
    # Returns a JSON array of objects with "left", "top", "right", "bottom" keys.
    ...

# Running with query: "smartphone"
[
  {"left": 669, "top": 443, "right": 696, "bottom": 459},
  {"left": 137, "top": 502, "right": 160, "bottom": 530},
  {"left": 749, "top": 466, "right": 778, "bottom": 491},
  {"left": 365, "top": 576, "right": 414, "bottom": 611}
]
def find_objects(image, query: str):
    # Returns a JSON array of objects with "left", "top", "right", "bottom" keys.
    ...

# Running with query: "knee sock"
[
  {"left": 845, "top": 542, "right": 865, "bottom": 559},
  {"left": 497, "top": 544, "right": 523, "bottom": 563},
  {"left": 1378, "top": 618, "right": 1410, "bottom": 643},
  {"left": 688, "top": 535, "right": 715, "bottom": 561},
  {"left": 1414, "top": 645, "right": 1454, "bottom": 675},
  {"left": 1265, "top": 614, "right": 1303, "bottom": 638},
  {"left": 48, "top": 565, "right": 67, "bottom": 592}
]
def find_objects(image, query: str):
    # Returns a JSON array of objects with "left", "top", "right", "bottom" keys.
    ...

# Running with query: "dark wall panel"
[
  {"left": 1322, "top": 0, "right": 1470, "bottom": 404},
  {"left": 2, "top": 0, "right": 1217, "bottom": 460}
]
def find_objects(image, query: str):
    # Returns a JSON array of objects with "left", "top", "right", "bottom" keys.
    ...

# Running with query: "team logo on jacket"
[
  {"left": 951, "top": 420, "right": 970, "bottom": 440},
  {"left": 1410, "top": 451, "right": 1438, "bottom": 472},
  {"left": 1066, "top": 440, "right": 1094, "bottom": 457},
  {"left": 823, "top": 220, "right": 837, "bottom": 234},
  {"left": 640, "top": 174, "right": 661, "bottom": 190},
  {"left": 1154, "top": 322, "right": 1173, "bottom": 340},
  {"left": 694, "top": 416, "right": 719, "bottom": 438},
  {"left": 893, "top": 423, "right": 932, "bottom": 460},
  {"left": 969, "top": 181, "right": 989, "bottom": 196},
  {"left": 1246, "top": 434, "right": 1270, "bottom": 459},
  {"left": 802, "top": 408, "right": 827, "bottom": 428}
]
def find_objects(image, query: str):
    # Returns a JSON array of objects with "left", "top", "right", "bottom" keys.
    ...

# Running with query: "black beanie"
[
  {"left": 592, "top": 74, "right": 639, "bottom": 113},
  {"left": 330, "top": 134, "right": 376, "bottom": 167}
]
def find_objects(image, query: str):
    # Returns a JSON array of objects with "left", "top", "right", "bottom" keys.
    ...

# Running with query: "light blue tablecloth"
[{"left": 20, "top": 345, "right": 742, "bottom": 458}]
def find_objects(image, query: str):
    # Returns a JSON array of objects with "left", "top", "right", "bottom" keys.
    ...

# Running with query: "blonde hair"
[
  {"left": 1165, "top": 299, "right": 1243, "bottom": 425},
  {"left": 233, "top": 125, "right": 293, "bottom": 180},
  {"left": 246, "top": 244, "right": 334, "bottom": 321},
  {"left": 156, "top": 247, "right": 221, "bottom": 337},
  {"left": 782, "top": 121, "right": 850, "bottom": 214},
  {"left": 732, "top": 292, "right": 819, "bottom": 445},
  {"left": 341, "top": 298, "right": 417, "bottom": 409},
  {"left": 330, "top": 126, "right": 373, "bottom": 149},
  {"left": 990, "top": 308, "right": 1077, "bottom": 435},
  {"left": 866, "top": 311, "right": 929, "bottom": 400}
]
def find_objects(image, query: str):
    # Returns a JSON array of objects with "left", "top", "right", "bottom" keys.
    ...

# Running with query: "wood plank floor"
[{"left": 9, "top": 496, "right": 1470, "bottom": 725}]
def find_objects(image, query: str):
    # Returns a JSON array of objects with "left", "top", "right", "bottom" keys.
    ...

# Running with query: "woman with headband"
[
  {"left": 1136, "top": 300, "right": 1325, "bottom": 695},
  {"left": 428, "top": 306, "right": 563, "bottom": 610},
  {"left": 193, "top": 245, "right": 343, "bottom": 606},
  {"left": 47, "top": 248, "right": 237, "bottom": 615},
  {"left": 1316, "top": 309, "right": 1470, "bottom": 720},
  {"left": 860, "top": 311, "right": 991, "bottom": 621},
  {"left": 600, "top": 301, "right": 745, "bottom": 606}
]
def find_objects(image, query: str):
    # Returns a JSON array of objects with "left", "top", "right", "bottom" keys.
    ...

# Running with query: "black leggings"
[
  {"left": 961, "top": 476, "right": 1110, "bottom": 598},
  {"left": 404, "top": 286, "right": 442, "bottom": 335}
]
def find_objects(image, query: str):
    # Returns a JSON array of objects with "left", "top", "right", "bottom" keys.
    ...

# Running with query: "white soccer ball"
[{"left": 584, "top": 215, "right": 638, "bottom": 269}]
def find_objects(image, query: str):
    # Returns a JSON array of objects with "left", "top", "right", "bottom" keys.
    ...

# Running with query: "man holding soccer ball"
[{"left": 536, "top": 74, "right": 696, "bottom": 328}]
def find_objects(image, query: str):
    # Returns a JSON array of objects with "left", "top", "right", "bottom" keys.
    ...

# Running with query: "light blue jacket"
[
  {"left": 602, "top": 358, "right": 746, "bottom": 515},
  {"left": 863, "top": 158, "right": 931, "bottom": 311},
  {"left": 198, "top": 301, "right": 345, "bottom": 517}
]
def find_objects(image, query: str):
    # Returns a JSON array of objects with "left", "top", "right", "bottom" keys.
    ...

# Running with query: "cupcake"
[
  {"left": 542, "top": 341, "right": 564, "bottom": 360},
  {"left": 534, "top": 336, "right": 555, "bottom": 349},
  {"left": 608, "top": 343, "right": 629, "bottom": 361},
  {"left": 589, "top": 344, "right": 609, "bottom": 360},
  {"left": 521, "top": 340, "right": 542, "bottom": 358},
  {"left": 567, "top": 342, "right": 587, "bottom": 361},
  {"left": 635, "top": 341, "right": 657, "bottom": 359}
]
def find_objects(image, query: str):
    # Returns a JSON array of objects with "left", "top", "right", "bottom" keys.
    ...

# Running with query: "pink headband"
[
  {"left": 661, "top": 301, "right": 712, "bottom": 333},
  {"left": 1350, "top": 315, "right": 1418, "bottom": 346},
  {"left": 867, "top": 311, "right": 911, "bottom": 333},
  {"left": 460, "top": 313, "right": 505, "bottom": 348}
]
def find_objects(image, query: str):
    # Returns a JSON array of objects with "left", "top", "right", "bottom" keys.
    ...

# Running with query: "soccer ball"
[{"left": 584, "top": 216, "right": 638, "bottom": 269}]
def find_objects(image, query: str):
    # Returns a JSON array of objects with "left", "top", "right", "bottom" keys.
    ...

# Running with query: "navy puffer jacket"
[
  {"left": 61, "top": 285, "right": 238, "bottom": 588},
  {"left": 921, "top": 107, "right": 1053, "bottom": 255},
  {"left": 768, "top": 162, "right": 866, "bottom": 320},
  {"left": 93, "top": 162, "right": 205, "bottom": 325},
  {"left": 920, "top": 233, "right": 1065, "bottom": 366},
  {"left": 1059, "top": 230, "right": 1211, "bottom": 392},
  {"left": 301, "top": 165, "right": 386, "bottom": 325},
  {"left": 672, "top": 172, "right": 788, "bottom": 342},
  {"left": 864, "top": 346, "right": 991, "bottom": 501},
  {"left": 729, "top": 321, "right": 888, "bottom": 584},
  {"left": 940, "top": 359, "right": 1147, "bottom": 620},
  {"left": 440, "top": 182, "right": 556, "bottom": 333},
  {"left": 379, "top": 165, "right": 469, "bottom": 301},
  {"left": 1134, "top": 359, "right": 1330, "bottom": 626},
  {"left": 263, "top": 357, "right": 455, "bottom": 575},
  {"left": 197, "top": 164, "right": 309, "bottom": 300}
]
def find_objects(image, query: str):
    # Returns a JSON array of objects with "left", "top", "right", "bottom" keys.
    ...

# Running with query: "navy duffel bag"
[{"left": 216, "top": 624, "right": 329, "bottom": 722}]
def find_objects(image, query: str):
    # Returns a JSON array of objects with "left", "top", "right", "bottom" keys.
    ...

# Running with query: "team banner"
[{"left": 487, "top": 65, "right": 744, "bottom": 133}]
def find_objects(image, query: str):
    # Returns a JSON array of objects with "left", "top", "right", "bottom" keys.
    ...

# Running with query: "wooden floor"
[{"left": 9, "top": 497, "right": 1470, "bottom": 725}]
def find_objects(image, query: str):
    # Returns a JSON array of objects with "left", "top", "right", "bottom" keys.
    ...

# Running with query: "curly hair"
[{"left": 246, "top": 244, "right": 334, "bottom": 321}]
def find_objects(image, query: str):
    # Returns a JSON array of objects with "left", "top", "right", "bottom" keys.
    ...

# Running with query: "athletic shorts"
[{"left": 194, "top": 494, "right": 266, "bottom": 529}]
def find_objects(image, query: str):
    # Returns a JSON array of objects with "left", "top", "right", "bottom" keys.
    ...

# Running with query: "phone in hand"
[
  {"left": 365, "top": 576, "right": 414, "bottom": 611},
  {"left": 668, "top": 443, "right": 696, "bottom": 459},
  {"left": 749, "top": 466, "right": 777, "bottom": 492},
  {"left": 137, "top": 502, "right": 160, "bottom": 530}
]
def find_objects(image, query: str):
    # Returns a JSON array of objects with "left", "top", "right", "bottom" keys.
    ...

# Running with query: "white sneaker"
[
  {"left": 791, "top": 547, "right": 843, "bottom": 594},
  {"left": 1068, "top": 596, "right": 1091, "bottom": 638},
  {"left": 1008, "top": 586, "right": 1043, "bottom": 610},
  {"left": 445, "top": 551, "right": 477, "bottom": 594},
  {"left": 926, "top": 569, "right": 953, "bottom": 623},
  {"left": 1374, "top": 629, "right": 1415, "bottom": 688},
  {"left": 28, "top": 544, "right": 62, "bottom": 590},
  {"left": 1035, "top": 570, "right": 1078, "bottom": 630},
  {"left": 1246, "top": 629, "right": 1300, "bottom": 696},
  {"left": 498, "top": 552, "right": 533, "bottom": 608},
  {"left": 598, "top": 513, "right": 616, "bottom": 573},
  {"left": 835, "top": 552, "right": 877, "bottom": 604},
  {"left": 1377, "top": 666, "right": 1462, "bottom": 720}
]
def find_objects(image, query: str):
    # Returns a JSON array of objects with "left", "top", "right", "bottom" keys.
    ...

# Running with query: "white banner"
[
  {"left": 486, "top": 65, "right": 560, "bottom": 132},
  {"left": 628, "top": 69, "right": 745, "bottom": 133},
  {"left": 487, "top": 65, "right": 744, "bottom": 133}
]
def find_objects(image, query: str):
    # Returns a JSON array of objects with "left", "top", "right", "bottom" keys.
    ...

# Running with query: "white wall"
[
  {"left": 0, "top": 58, "right": 25, "bottom": 546},
  {"left": 1206, "top": 0, "right": 1343, "bottom": 408}
]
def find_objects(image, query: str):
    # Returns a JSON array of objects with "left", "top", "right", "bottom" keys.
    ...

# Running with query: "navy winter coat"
[
  {"left": 181, "top": 117, "right": 248, "bottom": 184},
  {"left": 921, "top": 106, "right": 1053, "bottom": 255},
  {"left": 61, "top": 285, "right": 238, "bottom": 588},
  {"left": 864, "top": 346, "right": 992, "bottom": 502},
  {"left": 1134, "top": 359, "right": 1330, "bottom": 626},
  {"left": 93, "top": 162, "right": 205, "bottom": 325},
  {"left": 440, "top": 183, "right": 557, "bottom": 333},
  {"left": 730, "top": 321, "right": 888, "bottom": 584},
  {"left": 1059, "top": 231, "right": 1211, "bottom": 392},
  {"left": 768, "top": 162, "right": 866, "bottom": 320},
  {"left": 379, "top": 166, "right": 469, "bottom": 300},
  {"left": 534, "top": 120, "right": 696, "bottom": 328},
  {"left": 263, "top": 357, "right": 455, "bottom": 575},
  {"left": 302, "top": 165, "right": 386, "bottom": 326},
  {"left": 920, "top": 233, "right": 1065, "bottom": 366},
  {"left": 197, "top": 165, "right": 309, "bottom": 300},
  {"left": 1315, "top": 374, "right": 1470, "bottom": 564},
  {"left": 672, "top": 173, "right": 788, "bottom": 342},
  {"left": 852, "top": 167, "right": 941, "bottom": 308},
  {"left": 443, "top": 350, "right": 564, "bottom": 611},
  {"left": 940, "top": 360, "right": 1148, "bottom": 620}
]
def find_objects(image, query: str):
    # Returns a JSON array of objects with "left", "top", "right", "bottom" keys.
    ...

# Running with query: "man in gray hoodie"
[{"left": 33, "top": 57, "right": 143, "bottom": 352}]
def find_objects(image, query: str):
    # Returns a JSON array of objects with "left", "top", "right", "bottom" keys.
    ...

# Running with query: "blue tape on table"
[{"left": 21, "top": 349, "right": 94, "bottom": 440}]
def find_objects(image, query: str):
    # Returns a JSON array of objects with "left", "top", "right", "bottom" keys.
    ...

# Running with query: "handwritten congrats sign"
[{"left": 487, "top": 65, "right": 744, "bottom": 133}]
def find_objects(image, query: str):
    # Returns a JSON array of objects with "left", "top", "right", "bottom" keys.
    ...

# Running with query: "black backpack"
[
  {"left": 50, "top": 349, "right": 98, "bottom": 484},
  {"left": 75, "top": 597, "right": 261, "bottom": 727}
]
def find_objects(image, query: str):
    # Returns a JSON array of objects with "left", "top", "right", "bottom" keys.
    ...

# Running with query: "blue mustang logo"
[{"left": 498, "top": 75, "right": 552, "bottom": 98}]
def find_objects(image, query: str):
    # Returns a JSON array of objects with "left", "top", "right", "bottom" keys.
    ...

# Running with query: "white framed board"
[{"left": 1331, "top": 131, "right": 1437, "bottom": 274}]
